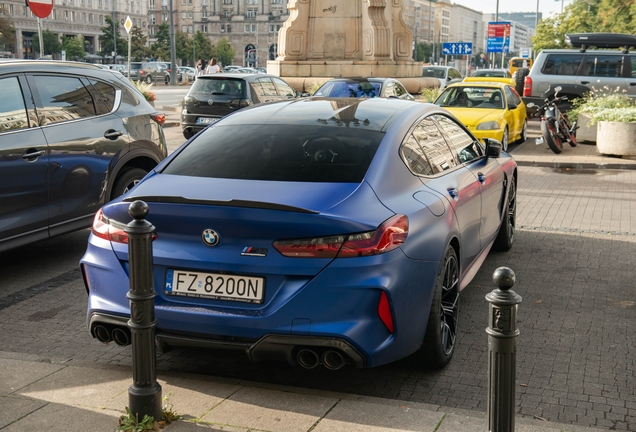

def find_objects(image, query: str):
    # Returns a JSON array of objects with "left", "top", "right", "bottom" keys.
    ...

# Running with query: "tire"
[
  {"left": 501, "top": 126, "right": 509, "bottom": 152},
  {"left": 410, "top": 245, "right": 459, "bottom": 370},
  {"left": 512, "top": 67, "right": 530, "bottom": 95},
  {"left": 562, "top": 118, "right": 577, "bottom": 147},
  {"left": 182, "top": 129, "right": 194, "bottom": 140},
  {"left": 145, "top": 75, "right": 152, "bottom": 84},
  {"left": 111, "top": 167, "right": 147, "bottom": 200},
  {"left": 516, "top": 120, "right": 527, "bottom": 144},
  {"left": 494, "top": 176, "right": 516, "bottom": 251},
  {"left": 542, "top": 118, "right": 563, "bottom": 154}
]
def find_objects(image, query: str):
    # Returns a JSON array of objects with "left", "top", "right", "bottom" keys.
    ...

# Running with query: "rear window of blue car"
[
  {"left": 162, "top": 125, "right": 384, "bottom": 182},
  {"left": 314, "top": 81, "right": 381, "bottom": 98}
]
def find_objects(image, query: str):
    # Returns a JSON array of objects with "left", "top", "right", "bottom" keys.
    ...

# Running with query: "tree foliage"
[
  {"left": 151, "top": 22, "right": 170, "bottom": 61},
  {"left": 175, "top": 31, "right": 191, "bottom": 65},
  {"left": 61, "top": 36, "right": 86, "bottom": 60},
  {"left": 0, "top": 15, "right": 16, "bottom": 53},
  {"left": 130, "top": 26, "right": 150, "bottom": 61},
  {"left": 531, "top": 0, "right": 636, "bottom": 53},
  {"left": 99, "top": 16, "right": 127, "bottom": 57},
  {"left": 32, "top": 29, "right": 60, "bottom": 56},
  {"left": 415, "top": 42, "right": 433, "bottom": 63},
  {"left": 193, "top": 31, "right": 214, "bottom": 63},
  {"left": 214, "top": 37, "right": 236, "bottom": 68}
]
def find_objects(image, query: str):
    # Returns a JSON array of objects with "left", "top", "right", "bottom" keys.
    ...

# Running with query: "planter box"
[
  {"left": 596, "top": 120, "right": 636, "bottom": 156},
  {"left": 576, "top": 113, "right": 596, "bottom": 143}
]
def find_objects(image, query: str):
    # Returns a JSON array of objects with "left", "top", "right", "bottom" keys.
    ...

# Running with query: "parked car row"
[{"left": 129, "top": 61, "right": 182, "bottom": 84}]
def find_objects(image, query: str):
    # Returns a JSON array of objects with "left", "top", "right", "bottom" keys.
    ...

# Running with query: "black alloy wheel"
[{"left": 494, "top": 176, "right": 516, "bottom": 251}]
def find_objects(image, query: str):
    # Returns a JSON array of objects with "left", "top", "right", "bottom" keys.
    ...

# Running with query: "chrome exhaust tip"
[
  {"left": 111, "top": 327, "right": 131, "bottom": 347},
  {"left": 322, "top": 350, "right": 345, "bottom": 370},
  {"left": 94, "top": 325, "right": 112, "bottom": 344},
  {"left": 297, "top": 349, "right": 320, "bottom": 369}
]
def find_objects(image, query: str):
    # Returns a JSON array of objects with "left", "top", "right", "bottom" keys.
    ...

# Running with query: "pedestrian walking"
[{"left": 206, "top": 58, "right": 221, "bottom": 74}]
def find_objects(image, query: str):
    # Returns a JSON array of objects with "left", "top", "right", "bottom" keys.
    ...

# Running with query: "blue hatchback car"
[{"left": 81, "top": 97, "right": 517, "bottom": 370}]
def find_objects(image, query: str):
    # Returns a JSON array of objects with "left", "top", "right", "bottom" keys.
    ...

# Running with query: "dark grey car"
[
  {"left": 0, "top": 60, "right": 167, "bottom": 252},
  {"left": 180, "top": 73, "right": 299, "bottom": 139}
]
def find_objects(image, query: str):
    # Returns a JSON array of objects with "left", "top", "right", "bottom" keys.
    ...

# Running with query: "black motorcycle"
[{"left": 528, "top": 86, "right": 577, "bottom": 154}]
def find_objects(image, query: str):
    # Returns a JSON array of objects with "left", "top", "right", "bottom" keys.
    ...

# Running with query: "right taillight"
[
  {"left": 273, "top": 215, "right": 408, "bottom": 258},
  {"left": 523, "top": 76, "right": 532, "bottom": 97}
]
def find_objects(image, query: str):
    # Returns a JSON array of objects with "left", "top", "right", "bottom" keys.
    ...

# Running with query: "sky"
[{"left": 451, "top": 0, "right": 570, "bottom": 17}]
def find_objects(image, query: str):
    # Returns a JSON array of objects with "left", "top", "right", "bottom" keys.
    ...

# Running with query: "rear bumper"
[{"left": 88, "top": 311, "right": 366, "bottom": 368}]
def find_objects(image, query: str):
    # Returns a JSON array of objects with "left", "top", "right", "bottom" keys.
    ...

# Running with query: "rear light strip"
[
  {"left": 91, "top": 208, "right": 157, "bottom": 244},
  {"left": 273, "top": 214, "right": 408, "bottom": 258}
]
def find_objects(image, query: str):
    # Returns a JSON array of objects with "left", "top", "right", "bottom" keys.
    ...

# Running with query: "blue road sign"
[{"left": 442, "top": 42, "right": 473, "bottom": 55}]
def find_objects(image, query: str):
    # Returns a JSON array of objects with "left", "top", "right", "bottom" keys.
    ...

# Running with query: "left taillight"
[
  {"left": 151, "top": 113, "right": 166, "bottom": 126},
  {"left": 273, "top": 214, "right": 408, "bottom": 258},
  {"left": 92, "top": 209, "right": 158, "bottom": 244}
]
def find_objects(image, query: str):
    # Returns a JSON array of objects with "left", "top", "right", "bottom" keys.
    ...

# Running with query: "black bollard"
[
  {"left": 486, "top": 267, "right": 522, "bottom": 432},
  {"left": 125, "top": 200, "right": 162, "bottom": 422}
]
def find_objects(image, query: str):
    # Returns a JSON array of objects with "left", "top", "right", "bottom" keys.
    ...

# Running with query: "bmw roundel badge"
[{"left": 202, "top": 229, "right": 220, "bottom": 246}]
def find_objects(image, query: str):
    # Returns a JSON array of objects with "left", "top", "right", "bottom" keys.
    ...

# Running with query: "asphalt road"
[{"left": 1, "top": 148, "right": 634, "bottom": 430}]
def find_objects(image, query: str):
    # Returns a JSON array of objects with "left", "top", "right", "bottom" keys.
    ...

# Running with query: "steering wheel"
[{"left": 303, "top": 137, "right": 344, "bottom": 163}]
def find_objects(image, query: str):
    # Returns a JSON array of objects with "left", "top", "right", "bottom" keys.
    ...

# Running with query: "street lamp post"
[{"left": 169, "top": 0, "right": 177, "bottom": 85}]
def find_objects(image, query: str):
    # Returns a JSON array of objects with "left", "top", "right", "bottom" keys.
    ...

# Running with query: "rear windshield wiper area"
[{"left": 123, "top": 196, "right": 319, "bottom": 214}]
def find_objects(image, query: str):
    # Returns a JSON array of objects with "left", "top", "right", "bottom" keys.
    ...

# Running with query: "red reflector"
[
  {"left": 337, "top": 215, "right": 408, "bottom": 258},
  {"left": 152, "top": 113, "right": 166, "bottom": 126},
  {"left": 378, "top": 291, "right": 394, "bottom": 333}
]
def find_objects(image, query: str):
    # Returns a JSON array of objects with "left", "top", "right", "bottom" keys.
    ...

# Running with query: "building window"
[
  {"left": 162, "top": 13, "right": 167, "bottom": 21},
  {"left": 187, "top": 0, "right": 191, "bottom": 4},
  {"left": 149, "top": 0, "right": 154, "bottom": 8},
  {"left": 247, "top": 0, "right": 256, "bottom": 4},
  {"left": 269, "top": 24, "right": 280, "bottom": 32},
  {"left": 188, "top": 25, "right": 192, "bottom": 33},
  {"left": 99, "top": 14, "right": 103, "bottom": 23},
  {"left": 150, "top": 26, "right": 155, "bottom": 35},
  {"left": 181, "top": 11, "right": 185, "bottom": 18},
  {"left": 88, "top": 13, "right": 92, "bottom": 22},
  {"left": 223, "top": 10, "right": 230, "bottom": 17},
  {"left": 202, "top": 9, "right": 207, "bottom": 17},
  {"left": 271, "top": 0, "right": 282, "bottom": 3},
  {"left": 71, "top": 11, "right": 75, "bottom": 20},
  {"left": 247, "top": 9, "right": 257, "bottom": 17},
  {"left": 82, "top": 12, "right": 86, "bottom": 21},
  {"left": 223, "top": 0, "right": 232, "bottom": 4},
  {"left": 201, "top": 24, "right": 207, "bottom": 32},
  {"left": 64, "top": 10, "right": 68, "bottom": 20},
  {"left": 9, "top": 4, "right": 12, "bottom": 15},
  {"left": 188, "top": 10, "right": 192, "bottom": 18},
  {"left": 150, "top": 15, "right": 155, "bottom": 24},
  {"left": 181, "top": 25, "right": 186, "bottom": 32},
  {"left": 181, "top": 0, "right": 185, "bottom": 5}
]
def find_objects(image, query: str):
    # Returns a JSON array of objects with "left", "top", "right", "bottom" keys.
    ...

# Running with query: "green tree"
[
  {"left": 150, "top": 22, "right": 170, "bottom": 61},
  {"left": 214, "top": 37, "right": 236, "bottom": 68},
  {"left": 61, "top": 36, "right": 86, "bottom": 60},
  {"left": 0, "top": 15, "right": 16, "bottom": 54},
  {"left": 193, "top": 30, "right": 214, "bottom": 62},
  {"left": 130, "top": 26, "right": 150, "bottom": 61},
  {"left": 99, "top": 16, "right": 127, "bottom": 58},
  {"left": 32, "top": 29, "right": 60, "bottom": 56},
  {"left": 415, "top": 42, "right": 432, "bottom": 63},
  {"left": 175, "top": 31, "right": 190, "bottom": 65}
]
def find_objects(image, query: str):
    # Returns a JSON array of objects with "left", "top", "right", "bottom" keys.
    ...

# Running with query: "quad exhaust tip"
[
  {"left": 93, "top": 324, "right": 131, "bottom": 347},
  {"left": 296, "top": 348, "right": 347, "bottom": 370}
]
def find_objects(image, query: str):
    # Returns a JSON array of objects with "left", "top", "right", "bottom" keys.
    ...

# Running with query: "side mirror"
[
  {"left": 484, "top": 138, "right": 503, "bottom": 158},
  {"left": 554, "top": 85, "right": 562, "bottom": 96}
]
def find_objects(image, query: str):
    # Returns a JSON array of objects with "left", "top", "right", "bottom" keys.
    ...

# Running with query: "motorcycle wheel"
[
  {"left": 562, "top": 119, "right": 577, "bottom": 147},
  {"left": 542, "top": 118, "right": 563, "bottom": 154}
]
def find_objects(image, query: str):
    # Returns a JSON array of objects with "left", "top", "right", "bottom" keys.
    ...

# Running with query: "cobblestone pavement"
[{"left": 1, "top": 166, "right": 634, "bottom": 431}]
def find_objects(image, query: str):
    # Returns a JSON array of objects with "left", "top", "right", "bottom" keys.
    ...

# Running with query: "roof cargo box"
[{"left": 566, "top": 33, "right": 636, "bottom": 50}]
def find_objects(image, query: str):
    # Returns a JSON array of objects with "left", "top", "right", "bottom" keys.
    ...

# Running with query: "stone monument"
[{"left": 268, "top": 0, "right": 436, "bottom": 93}]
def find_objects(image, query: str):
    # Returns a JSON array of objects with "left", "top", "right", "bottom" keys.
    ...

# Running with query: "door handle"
[
  {"left": 630, "top": 82, "right": 636, "bottom": 86},
  {"left": 477, "top": 172, "right": 485, "bottom": 183},
  {"left": 447, "top": 187, "right": 459, "bottom": 199},
  {"left": 22, "top": 149, "right": 46, "bottom": 161},
  {"left": 580, "top": 81, "right": 590, "bottom": 85},
  {"left": 104, "top": 129, "right": 124, "bottom": 139}
]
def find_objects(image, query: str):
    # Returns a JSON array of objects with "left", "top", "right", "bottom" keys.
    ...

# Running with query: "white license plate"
[
  {"left": 165, "top": 269, "right": 264, "bottom": 304},
  {"left": 196, "top": 117, "right": 218, "bottom": 124}
]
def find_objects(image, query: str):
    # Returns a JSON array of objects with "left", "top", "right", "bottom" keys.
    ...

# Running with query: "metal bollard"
[
  {"left": 486, "top": 267, "right": 522, "bottom": 432},
  {"left": 125, "top": 200, "right": 162, "bottom": 422}
]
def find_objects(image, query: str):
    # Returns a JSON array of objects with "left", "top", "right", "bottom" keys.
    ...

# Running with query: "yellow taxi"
[{"left": 433, "top": 82, "right": 527, "bottom": 151}]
